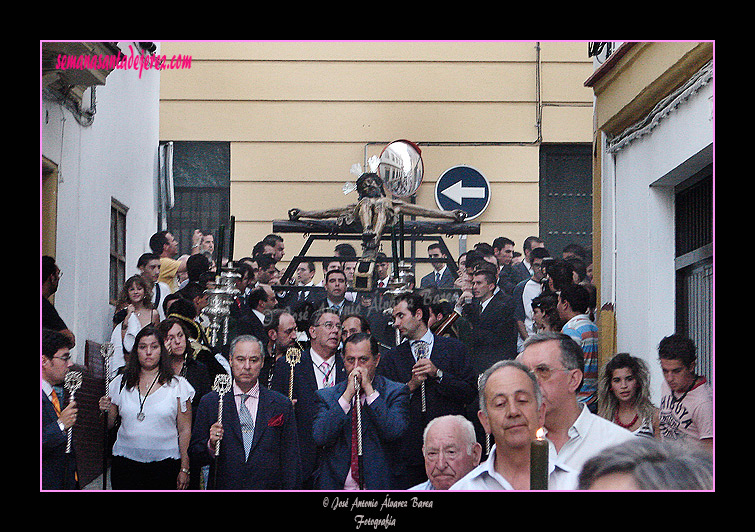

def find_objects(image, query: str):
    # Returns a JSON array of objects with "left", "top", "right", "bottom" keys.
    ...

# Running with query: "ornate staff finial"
[
  {"left": 212, "top": 374, "right": 232, "bottom": 456},
  {"left": 64, "top": 371, "right": 83, "bottom": 454}
]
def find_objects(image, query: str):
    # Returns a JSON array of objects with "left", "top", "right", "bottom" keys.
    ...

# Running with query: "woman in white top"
[
  {"left": 100, "top": 325, "right": 194, "bottom": 490},
  {"left": 109, "top": 275, "right": 160, "bottom": 378},
  {"left": 597, "top": 353, "right": 659, "bottom": 438}
]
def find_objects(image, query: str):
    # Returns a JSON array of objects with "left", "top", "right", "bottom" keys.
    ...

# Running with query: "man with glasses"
[
  {"left": 42, "top": 329, "right": 79, "bottom": 489},
  {"left": 517, "top": 332, "right": 633, "bottom": 489},
  {"left": 271, "top": 309, "right": 347, "bottom": 488}
]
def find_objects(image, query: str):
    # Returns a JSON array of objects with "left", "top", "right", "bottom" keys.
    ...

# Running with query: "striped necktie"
[
  {"left": 320, "top": 360, "right": 331, "bottom": 388},
  {"left": 238, "top": 394, "right": 255, "bottom": 459}
]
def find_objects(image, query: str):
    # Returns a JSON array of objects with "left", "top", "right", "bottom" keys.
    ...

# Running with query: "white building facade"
[
  {"left": 42, "top": 41, "right": 162, "bottom": 363},
  {"left": 587, "top": 42, "right": 714, "bottom": 403}
]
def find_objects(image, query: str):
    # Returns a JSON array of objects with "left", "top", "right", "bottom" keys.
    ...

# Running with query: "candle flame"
[{"left": 536, "top": 427, "right": 545, "bottom": 440}]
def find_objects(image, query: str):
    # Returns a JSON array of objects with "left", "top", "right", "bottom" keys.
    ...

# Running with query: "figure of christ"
[{"left": 288, "top": 173, "right": 466, "bottom": 258}]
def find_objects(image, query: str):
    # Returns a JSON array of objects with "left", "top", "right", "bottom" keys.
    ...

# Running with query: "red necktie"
[{"left": 350, "top": 397, "right": 360, "bottom": 486}]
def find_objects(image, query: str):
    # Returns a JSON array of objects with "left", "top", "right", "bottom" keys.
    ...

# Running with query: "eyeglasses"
[
  {"left": 532, "top": 364, "right": 571, "bottom": 381},
  {"left": 53, "top": 354, "right": 72, "bottom": 362},
  {"left": 317, "top": 322, "right": 342, "bottom": 331}
]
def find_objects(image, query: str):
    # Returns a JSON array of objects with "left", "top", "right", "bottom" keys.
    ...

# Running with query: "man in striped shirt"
[{"left": 558, "top": 284, "right": 599, "bottom": 413}]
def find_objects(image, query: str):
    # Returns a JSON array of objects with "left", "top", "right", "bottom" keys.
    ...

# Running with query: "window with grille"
[
  {"left": 109, "top": 198, "right": 128, "bottom": 305},
  {"left": 166, "top": 141, "right": 230, "bottom": 257},
  {"left": 674, "top": 168, "right": 713, "bottom": 384}
]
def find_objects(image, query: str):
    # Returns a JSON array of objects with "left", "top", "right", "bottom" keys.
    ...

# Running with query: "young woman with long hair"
[{"left": 597, "top": 353, "right": 659, "bottom": 438}]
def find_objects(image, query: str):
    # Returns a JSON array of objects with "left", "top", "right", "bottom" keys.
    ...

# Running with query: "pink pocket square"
[{"left": 267, "top": 414, "right": 284, "bottom": 427}]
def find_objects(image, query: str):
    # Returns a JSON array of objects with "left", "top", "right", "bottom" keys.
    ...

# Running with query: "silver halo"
[{"left": 378, "top": 140, "right": 423, "bottom": 198}]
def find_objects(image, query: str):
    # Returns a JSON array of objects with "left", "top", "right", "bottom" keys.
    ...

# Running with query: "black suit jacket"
[
  {"left": 378, "top": 334, "right": 477, "bottom": 486},
  {"left": 270, "top": 348, "right": 347, "bottom": 487},
  {"left": 41, "top": 390, "right": 78, "bottom": 490},
  {"left": 228, "top": 301, "right": 268, "bottom": 343},
  {"left": 512, "top": 261, "right": 532, "bottom": 284},
  {"left": 420, "top": 267, "right": 455, "bottom": 289},
  {"left": 310, "top": 295, "right": 363, "bottom": 318},
  {"left": 189, "top": 385, "right": 302, "bottom": 490},
  {"left": 462, "top": 289, "right": 518, "bottom": 374}
]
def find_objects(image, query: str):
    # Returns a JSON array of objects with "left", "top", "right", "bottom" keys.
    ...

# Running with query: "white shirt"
[
  {"left": 309, "top": 347, "right": 337, "bottom": 389},
  {"left": 449, "top": 445, "right": 515, "bottom": 490},
  {"left": 517, "top": 279, "right": 543, "bottom": 351},
  {"left": 109, "top": 374, "right": 195, "bottom": 463},
  {"left": 152, "top": 281, "right": 170, "bottom": 320},
  {"left": 450, "top": 444, "right": 575, "bottom": 490},
  {"left": 325, "top": 298, "right": 345, "bottom": 312},
  {"left": 479, "top": 286, "right": 500, "bottom": 314},
  {"left": 544, "top": 404, "right": 634, "bottom": 490},
  {"left": 409, "top": 479, "right": 435, "bottom": 490},
  {"left": 410, "top": 329, "right": 435, "bottom": 361},
  {"left": 252, "top": 308, "right": 267, "bottom": 324},
  {"left": 297, "top": 280, "right": 315, "bottom": 300}
]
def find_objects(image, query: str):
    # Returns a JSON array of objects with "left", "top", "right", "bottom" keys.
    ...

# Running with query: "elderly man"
[
  {"left": 410, "top": 415, "right": 481, "bottom": 490},
  {"left": 189, "top": 335, "right": 301, "bottom": 489},
  {"left": 516, "top": 332, "right": 634, "bottom": 489},
  {"left": 451, "top": 360, "right": 550, "bottom": 490}
]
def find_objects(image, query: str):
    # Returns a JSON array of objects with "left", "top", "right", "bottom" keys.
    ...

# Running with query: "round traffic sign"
[{"left": 434, "top": 165, "right": 491, "bottom": 220}]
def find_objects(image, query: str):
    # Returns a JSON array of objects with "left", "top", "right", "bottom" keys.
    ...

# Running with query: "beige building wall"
[{"left": 160, "top": 41, "right": 594, "bottom": 282}]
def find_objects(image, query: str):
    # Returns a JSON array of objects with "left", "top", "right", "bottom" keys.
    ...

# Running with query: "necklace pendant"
[{"left": 137, "top": 412, "right": 146, "bottom": 421}]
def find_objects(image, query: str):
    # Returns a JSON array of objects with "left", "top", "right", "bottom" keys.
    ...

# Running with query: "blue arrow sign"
[{"left": 434, "top": 165, "right": 491, "bottom": 220}]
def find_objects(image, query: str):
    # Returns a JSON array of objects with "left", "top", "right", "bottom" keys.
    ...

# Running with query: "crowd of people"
[{"left": 41, "top": 229, "right": 713, "bottom": 491}]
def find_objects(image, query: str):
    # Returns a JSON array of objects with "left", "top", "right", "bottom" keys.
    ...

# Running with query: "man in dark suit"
[
  {"left": 190, "top": 334, "right": 301, "bottom": 489},
  {"left": 420, "top": 243, "right": 456, "bottom": 289},
  {"left": 311, "top": 269, "right": 361, "bottom": 316},
  {"left": 461, "top": 263, "right": 518, "bottom": 374},
  {"left": 512, "top": 236, "right": 545, "bottom": 284},
  {"left": 312, "top": 333, "right": 409, "bottom": 490},
  {"left": 260, "top": 309, "right": 299, "bottom": 390},
  {"left": 41, "top": 329, "right": 79, "bottom": 490},
  {"left": 229, "top": 284, "right": 275, "bottom": 343},
  {"left": 380, "top": 292, "right": 477, "bottom": 488},
  {"left": 270, "top": 308, "right": 347, "bottom": 488},
  {"left": 493, "top": 236, "right": 520, "bottom": 296}
]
